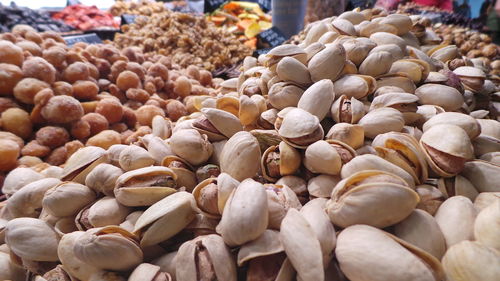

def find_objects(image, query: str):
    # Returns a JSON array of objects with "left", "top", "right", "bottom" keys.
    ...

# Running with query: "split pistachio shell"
[
  {"left": 5, "top": 217, "right": 60, "bottom": 261},
  {"left": 378, "top": 14, "right": 412, "bottom": 35},
  {"left": 332, "top": 18, "right": 357, "bottom": 36},
  {"left": 370, "top": 44, "right": 404, "bottom": 61},
  {"left": 430, "top": 45, "right": 459, "bottom": 62},
  {"left": 437, "top": 175, "right": 478, "bottom": 201},
  {"left": 307, "top": 174, "right": 341, "bottom": 198},
  {"left": 194, "top": 108, "right": 243, "bottom": 141},
  {"left": 462, "top": 160, "right": 500, "bottom": 192},
  {"left": 358, "top": 107, "right": 405, "bottom": 139},
  {"left": 326, "top": 170, "right": 418, "bottom": 228},
  {"left": 85, "top": 163, "right": 123, "bottom": 197},
  {"left": 61, "top": 146, "right": 108, "bottom": 184},
  {"left": 376, "top": 73, "right": 416, "bottom": 93},
  {"left": 106, "top": 144, "right": 128, "bottom": 166},
  {"left": 369, "top": 32, "right": 407, "bottom": 52},
  {"left": 75, "top": 197, "right": 131, "bottom": 230},
  {"left": 434, "top": 196, "right": 476, "bottom": 248},
  {"left": 415, "top": 84, "right": 464, "bottom": 111},
  {"left": 308, "top": 43, "right": 346, "bottom": 82},
  {"left": 336, "top": 225, "right": 444, "bottom": 281},
  {"left": 474, "top": 192, "right": 500, "bottom": 211},
  {"left": 237, "top": 229, "right": 283, "bottom": 266},
  {"left": 261, "top": 141, "right": 301, "bottom": 182},
  {"left": 276, "top": 56, "right": 312, "bottom": 86},
  {"left": 442, "top": 241, "right": 500, "bottom": 281},
  {"left": 359, "top": 51, "right": 394, "bottom": 77},
  {"left": 265, "top": 184, "right": 302, "bottom": 229},
  {"left": 280, "top": 208, "right": 325, "bottom": 281},
  {"left": 278, "top": 108, "right": 324, "bottom": 148},
  {"left": 152, "top": 116, "right": 172, "bottom": 140},
  {"left": 58, "top": 231, "right": 99, "bottom": 280},
  {"left": 297, "top": 79, "right": 334, "bottom": 121},
  {"left": 6, "top": 178, "right": 61, "bottom": 218},
  {"left": 191, "top": 174, "right": 238, "bottom": 218},
  {"left": 239, "top": 95, "right": 260, "bottom": 126},
  {"left": 220, "top": 131, "right": 261, "bottom": 181},
  {"left": 393, "top": 209, "right": 446, "bottom": 259},
  {"left": 114, "top": 166, "right": 178, "bottom": 207},
  {"left": 474, "top": 201, "right": 500, "bottom": 250},
  {"left": 74, "top": 226, "right": 143, "bottom": 271},
  {"left": 129, "top": 263, "right": 171, "bottom": 281},
  {"left": 388, "top": 59, "right": 430, "bottom": 83},
  {"left": 42, "top": 182, "right": 96, "bottom": 217},
  {"left": 169, "top": 129, "right": 213, "bottom": 166},
  {"left": 175, "top": 234, "right": 237, "bottom": 281},
  {"left": 217, "top": 179, "right": 268, "bottom": 246},
  {"left": 134, "top": 191, "right": 196, "bottom": 247},
  {"left": 118, "top": 145, "right": 155, "bottom": 171},
  {"left": 0, "top": 252, "right": 26, "bottom": 281},
  {"left": 333, "top": 74, "right": 376, "bottom": 99},
  {"left": 143, "top": 135, "right": 175, "bottom": 164},
  {"left": 423, "top": 112, "right": 481, "bottom": 139},
  {"left": 341, "top": 154, "right": 416, "bottom": 188},
  {"left": 326, "top": 123, "right": 364, "bottom": 149},
  {"left": 268, "top": 82, "right": 304, "bottom": 110},
  {"left": 304, "top": 140, "right": 356, "bottom": 175},
  {"left": 1, "top": 167, "right": 44, "bottom": 196},
  {"left": 303, "top": 22, "right": 329, "bottom": 47},
  {"left": 330, "top": 95, "right": 366, "bottom": 124},
  {"left": 359, "top": 22, "right": 398, "bottom": 37}
]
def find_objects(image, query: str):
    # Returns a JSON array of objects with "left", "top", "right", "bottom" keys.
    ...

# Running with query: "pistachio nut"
[
  {"left": 474, "top": 201, "right": 500, "bottom": 251},
  {"left": 169, "top": 129, "right": 213, "bottom": 166},
  {"left": 118, "top": 145, "right": 155, "bottom": 172},
  {"left": 304, "top": 140, "right": 356, "bottom": 175},
  {"left": 307, "top": 174, "right": 341, "bottom": 198},
  {"left": 239, "top": 95, "right": 261, "bottom": 126},
  {"left": 434, "top": 196, "right": 476, "bottom": 248},
  {"left": 276, "top": 56, "right": 312, "bottom": 86},
  {"left": 162, "top": 155, "right": 197, "bottom": 192},
  {"left": 308, "top": 43, "right": 346, "bottom": 82},
  {"left": 265, "top": 183, "right": 302, "bottom": 229},
  {"left": 325, "top": 123, "right": 364, "bottom": 149},
  {"left": 261, "top": 141, "right": 301, "bottom": 182},
  {"left": 453, "top": 66, "right": 486, "bottom": 92},
  {"left": 268, "top": 82, "right": 304, "bottom": 110},
  {"left": 220, "top": 131, "right": 261, "bottom": 181},
  {"left": 359, "top": 51, "right": 395, "bottom": 77},
  {"left": 142, "top": 135, "right": 175, "bottom": 164},
  {"left": 437, "top": 175, "right": 479, "bottom": 201},
  {"left": 2, "top": 167, "right": 44, "bottom": 196},
  {"left": 378, "top": 14, "right": 413, "bottom": 35},
  {"left": 84, "top": 163, "right": 123, "bottom": 197},
  {"left": 192, "top": 108, "right": 243, "bottom": 142},
  {"left": 297, "top": 79, "right": 335, "bottom": 121},
  {"left": 151, "top": 115, "right": 172, "bottom": 140},
  {"left": 474, "top": 192, "right": 500, "bottom": 211},
  {"left": 42, "top": 181, "right": 96, "bottom": 217},
  {"left": 75, "top": 196, "right": 131, "bottom": 230},
  {"left": 106, "top": 144, "right": 128, "bottom": 166},
  {"left": 266, "top": 44, "right": 307, "bottom": 72},
  {"left": 0, "top": 251, "right": 26, "bottom": 281},
  {"left": 6, "top": 178, "right": 61, "bottom": 218},
  {"left": 461, "top": 160, "right": 500, "bottom": 192},
  {"left": 61, "top": 146, "right": 108, "bottom": 184},
  {"left": 330, "top": 95, "right": 366, "bottom": 124},
  {"left": 376, "top": 73, "right": 416, "bottom": 93},
  {"left": 129, "top": 263, "right": 171, "bottom": 281},
  {"left": 415, "top": 84, "right": 464, "bottom": 111},
  {"left": 415, "top": 185, "right": 446, "bottom": 216},
  {"left": 389, "top": 59, "right": 430, "bottom": 84},
  {"left": 192, "top": 173, "right": 240, "bottom": 218},
  {"left": 423, "top": 112, "right": 481, "bottom": 140},
  {"left": 358, "top": 107, "right": 405, "bottom": 139}
]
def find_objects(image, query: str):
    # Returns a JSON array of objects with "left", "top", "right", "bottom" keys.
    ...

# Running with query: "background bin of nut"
[{"left": 0, "top": 5, "right": 499, "bottom": 281}]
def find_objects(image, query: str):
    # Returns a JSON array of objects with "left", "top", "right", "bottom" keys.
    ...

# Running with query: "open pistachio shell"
[
  {"left": 191, "top": 174, "right": 238, "bottom": 219},
  {"left": 333, "top": 74, "right": 376, "bottom": 99},
  {"left": 415, "top": 84, "right": 464, "bottom": 111},
  {"left": 461, "top": 160, "right": 500, "bottom": 192},
  {"left": 220, "top": 131, "right": 261, "bottom": 181},
  {"left": 276, "top": 56, "right": 312, "bottom": 86},
  {"left": 437, "top": 175, "right": 478, "bottom": 201},
  {"left": 379, "top": 14, "right": 412, "bottom": 35},
  {"left": 330, "top": 95, "right": 366, "bottom": 124},
  {"left": 326, "top": 123, "right": 364, "bottom": 149},
  {"left": 261, "top": 141, "right": 301, "bottom": 182},
  {"left": 1, "top": 167, "right": 44, "bottom": 196},
  {"left": 6, "top": 178, "right": 61, "bottom": 218},
  {"left": 389, "top": 59, "right": 430, "bottom": 83},
  {"left": 434, "top": 196, "right": 476, "bottom": 248},
  {"left": 161, "top": 156, "right": 197, "bottom": 192},
  {"left": 75, "top": 196, "right": 131, "bottom": 230},
  {"left": 308, "top": 43, "right": 346, "bottom": 82},
  {"left": 85, "top": 163, "right": 123, "bottom": 197},
  {"left": 278, "top": 108, "right": 324, "bottom": 149},
  {"left": 42, "top": 181, "right": 96, "bottom": 217},
  {"left": 359, "top": 51, "right": 394, "bottom": 77},
  {"left": 358, "top": 107, "right": 405, "bottom": 139},
  {"left": 265, "top": 183, "right": 302, "bottom": 229},
  {"left": 297, "top": 79, "right": 335, "bottom": 121},
  {"left": 194, "top": 108, "right": 243, "bottom": 141},
  {"left": 61, "top": 146, "right": 108, "bottom": 184},
  {"left": 169, "top": 129, "right": 213, "bottom": 166},
  {"left": 304, "top": 140, "right": 356, "bottom": 176},
  {"left": 118, "top": 145, "right": 155, "bottom": 172},
  {"left": 114, "top": 166, "right": 178, "bottom": 207},
  {"left": 58, "top": 231, "right": 100, "bottom": 280},
  {"left": 376, "top": 73, "right": 416, "bottom": 94},
  {"left": 237, "top": 229, "right": 283, "bottom": 266}
]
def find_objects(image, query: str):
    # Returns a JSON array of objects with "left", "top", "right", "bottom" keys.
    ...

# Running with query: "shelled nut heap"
[{"left": 0, "top": 7, "right": 499, "bottom": 281}]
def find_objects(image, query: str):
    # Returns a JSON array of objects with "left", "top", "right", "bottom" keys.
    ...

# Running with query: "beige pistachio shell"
[
  {"left": 220, "top": 131, "right": 261, "bottom": 181},
  {"left": 261, "top": 141, "right": 301, "bottom": 182},
  {"left": 237, "top": 229, "right": 283, "bottom": 266},
  {"left": 5, "top": 217, "right": 60, "bottom": 261},
  {"left": 341, "top": 154, "right": 416, "bottom": 188},
  {"left": 307, "top": 174, "right": 341, "bottom": 198},
  {"left": 74, "top": 226, "right": 143, "bottom": 271},
  {"left": 370, "top": 44, "right": 405, "bottom": 61},
  {"left": 477, "top": 119, "right": 500, "bottom": 139},
  {"left": 2, "top": 167, "right": 44, "bottom": 196},
  {"left": 201, "top": 108, "right": 243, "bottom": 139},
  {"left": 268, "top": 82, "right": 304, "bottom": 110},
  {"left": 326, "top": 123, "right": 364, "bottom": 149},
  {"left": 239, "top": 95, "right": 260, "bottom": 126},
  {"left": 336, "top": 225, "right": 444, "bottom": 281},
  {"left": 376, "top": 73, "right": 416, "bottom": 94},
  {"left": 359, "top": 22, "right": 398, "bottom": 37},
  {"left": 266, "top": 184, "right": 302, "bottom": 229},
  {"left": 430, "top": 45, "right": 459, "bottom": 62},
  {"left": 359, "top": 51, "right": 394, "bottom": 77},
  {"left": 342, "top": 39, "right": 373, "bottom": 66},
  {"left": 415, "top": 84, "right": 464, "bottom": 111},
  {"left": 379, "top": 14, "right": 412, "bottom": 35},
  {"left": 114, "top": 166, "right": 178, "bottom": 207},
  {"left": 474, "top": 192, "right": 500, "bottom": 211},
  {"left": 0, "top": 251, "right": 27, "bottom": 281},
  {"left": 216, "top": 95, "right": 239, "bottom": 116},
  {"left": 280, "top": 208, "right": 325, "bottom": 281},
  {"left": 61, "top": 146, "right": 108, "bottom": 184},
  {"left": 58, "top": 231, "right": 99, "bottom": 280},
  {"left": 129, "top": 263, "right": 167, "bottom": 281},
  {"left": 474, "top": 201, "right": 500, "bottom": 250},
  {"left": 333, "top": 74, "right": 376, "bottom": 99},
  {"left": 330, "top": 95, "right": 366, "bottom": 124},
  {"left": 297, "top": 79, "right": 335, "bottom": 121},
  {"left": 118, "top": 145, "right": 155, "bottom": 171},
  {"left": 389, "top": 59, "right": 430, "bottom": 83},
  {"left": 278, "top": 108, "right": 324, "bottom": 148},
  {"left": 434, "top": 196, "right": 476, "bottom": 248},
  {"left": 169, "top": 129, "right": 213, "bottom": 166},
  {"left": 134, "top": 191, "right": 196, "bottom": 247},
  {"left": 152, "top": 251, "right": 177, "bottom": 278},
  {"left": 276, "top": 56, "right": 312, "bottom": 86},
  {"left": 152, "top": 116, "right": 172, "bottom": 140},
  {"left": 369, "top": 32, "right": 407, "bottom": 52},
  {"left": 437, "top": 175, "right": 478, "bottom": 201},
  {"left": 462, "top": 160, "right": 500, "bottom": 192},
  {"left": 42, "top": 181, "right": 96, "bottom": 217},
  {"left": 442, "top": 241, "right": 500, "bottom": 281},
  {"left": 393, "top": 209, "right": 446, "bottom": 259},
  {"left": 415, "top": 184, "right": 446, "bottom": 216},
  {"left": 76, "top": 197, "right": 131, "bottom": 230},
  {"left": 308, "top": 43, "right": 346, "bottom": 82},
  {"left": 423, "top": 112, "right": 481, "bottom": 139},
  {"left": 358, "top": 107, "right": 405, "bottom": 139},
  {"left": 332, "top": 18, "right": 357, "bottom": 36},
  {"left": 303, "top": 22, "right": 329, "bottom": 47},
  {"left": 6, "top": 178, "right": 61, "bottom": 218},
  {"left": 369, "top": 92, "right": 418, "bottom": 111},
  {"left": 327, "top": 170, "right": 418, "bottom": 228},
  {"left": 175, "top": 234, "right": 237, "bottom": 281},
  {"left": 217, "top": 179, "right": 268, "bottom": 246},
  {"left": 304, "top": 140, "right": 356, "bottom": 176},
  {"left": 85, "top": 163, "right": 123, "bottom": 197},
  {"left": 106, "top": 144, "right": 128, "bottom": 166},
  {"left": 161, "top": 155, "right": 196, "bottom": 192}
]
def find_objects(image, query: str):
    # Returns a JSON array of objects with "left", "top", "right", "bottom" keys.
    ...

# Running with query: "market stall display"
[
  {"left": 52, "top": 4, "right": 120, "bottom": 31},
  {"left": 0, "top": 3, "right": 499, "bottom": 281},
  {"left": 109, "top": 0, "right": 167, "bottom": 16},
  {"left": 0, "top": 2, "right": 73, "bottom": 33},
  {"left": 114, "top": 10, "right": 253, "bottom": 70}
]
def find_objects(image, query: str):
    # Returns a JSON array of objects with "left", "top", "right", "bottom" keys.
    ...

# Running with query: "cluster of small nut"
[
  {"left": 0, "top": 24, "right": 220, "bottom": 177},
  {"left": 109, "top": 0, "right": 167, "bottom": 17},
  {"left": 114, "top": 11, "right": 253, "bottom": 71}
]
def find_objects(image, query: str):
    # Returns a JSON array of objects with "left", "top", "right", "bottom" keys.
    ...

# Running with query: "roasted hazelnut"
[
  {"left": 41, "top": 95, "right": 84, "bottom": 124},
  {"left": 52, "top": 81, "right": 73, "bottom": 96},
  {"left": 173, "top": 76, "right": 191, "bottom": 98},
  {"left": 72, "top": 80, "right": 99, "bottom": 100},
  {"left": 65, "top": 140, "right": 85, "bottom": 158},
  {"left": 122, "top": 106, "right": 137, "bottom": 128},
  {"left": 45, "top": 146, "right": 68, "bottom": 166},
  {"left": 135, "top": 104, "right": 165, "bottom": 126},
  {"left": 126, "top": 62, "right": 146, "bottom": 80},
  {"left": 16, "top": 40, "right": 42, "bottom": 56},
  {"left": 165, "top": 99, "right": 187, "bottom": 122},
  {"left": 63, "top": 62, "right": 90, "bottom": 83},
  {"left": 82, "top": 113, "right": 109, "bottom": 136},
  {"left": 21, "top": 140, "right": 50, "bottom": 158},
  {"left": 0, "top": 139, "right": 20, "bottom": 171},
  {"left": 1, "top": 107, "right": 32, "bottom": 139},
  {"left": 126, "top": 88, "right": 150, "bottom": 103},
  {"left": 17, "top": 155, "right": 43, "bottom": 167},
  {"left": 13, "top": 78, "right": 50, "bottom": 104},
  {"left": 0, "top": 97, "right": 19, "bottom": 113},
  {"left": 147, "top": 63, "right": 169, "bottom": 80},
  {"left": 199, "top": 70, "right": 212, "bottom": 86},
  {"left": 95, "top": 98, "right": 124, "bottom": 124},
  {"left": 0, "top": 63, "right": 23, "bottom": 95},
  {"left": 0, "top": 40, "right": 24, "bottom": 66},
  {"left": 36, "top": 126, "right": 70, "bottom": 148},
  {"left": 117, "top": 70, "right": 141, "bottom": 91}
]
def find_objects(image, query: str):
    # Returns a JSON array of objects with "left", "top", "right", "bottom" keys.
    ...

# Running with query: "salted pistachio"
[
  {"left": 332, "top": 18, "right": 357, "bottom": 36},
  {"left": 333, "top": 74, "right": 376, "bottom": 100},
  {"left": 75, "top": 196, "right": 131, "bottom": 230},
  {"left": 415, "top": 83, "right": 464, "bottom": 111},
  {"left": 129, "top": 263, "right": 171, "bottom": 281},
  {"left": 257, "top": 109, "right": 279, "bottom": 130},
  {"left": 307, "top": 174, "right": 341, "bottom": 199},
  {"left": 265, "top": 44, "right": 307, "bottom": 72},
  {"left": 453, "top": 66, "right": 486, "bottom": 93},
  {"left": 73, "top": 226, "right": 142, "bottom": 271},
  {"left": 330, "top": 95, "right": 365, "bottom": 125},
  {"left": 40, "top": 166, "right": 63, "bottom": 179},
  {"left": 304, "top": 140, "right": 356, "bottom": 176},
  {"left": 5, "top": 217, "right": 60, "bottom": 262},
  {"left": 423, "top": 112, "right": 481, "bottom": 140},
  {"left": 434, "top": 196, "right": 476, "bottom": 248},
  {"left": 238, "top": 76, "right": 267, "bottom": 97},
  {"left": 341, "top": 154, "right": 416, "bottom": 188},
  {"left": 142, "top": 135, "right": 175, "bottom": 164},
  {"left": 250, "top": 129, "right": 281, "bottom": 153},
  {"left": 192, "top": 108, "right": 242, "bottom": 142},
  {"left": 359, "top": 51, "right": 394, "bottom": 77},
  {"left": 325, "top": 123, "right": 364, "bottom": 150},
  {"left": 336, "top": 225, "right": 444, "bottom": 281},
  {"left": 61, "top": 146, "right": 108, "bottom": 184},
  {"left": 402, "top": 125, "right": 423, "bottom": 141},
  {"left": 261, "top": 141, "right": 301, "bottom": 182},
  {"left": 477, "top": 119, "right": 500, "bottom": 139},
  {"left": 473, "top": 135, "right": 500, "bottom": 158},
  {"left": 369, "top": 31, "right": 407, "bottom": 52},
  {"left": 358, "top": 107, "right": 405, "bottom": 139},
  {"left": 326, "top": 170, "right": 418, "bottom": 228},
  {"left": 297, "top": 79, "right": 335, "bottom": 121},
  {"left": 276, "top": 176, "right": 308, "bottom": 204},
  {"left": 416, "top": 105, "right": 446, "bottom": 126},
  {"left": 378, "top": 14, "right": 412, "bottom": 35},
  {"left": 393, "top": 209, "right": 446, "bottom": 259},
  {"left": 209, "top": 139, "right": 227, "bottom": 167},
  {"left": 6, "top": 178, "right": 61, "bottom": 218},
  {"left": 169, "top": 129, "right": 213, "bottom": 166},
  {"left": 437, "top": 175, "right": 478, "bottom": 201},
  {"left": 118, "top": 145, "right": 155, "bottom": 172},
  {"left": 342, "top": 39, "right": 375, "bottom": 66},
  {"left": 0, "top": 251, "right": 26, "bottom": 281},
  {"left": 175, "top": 234, "right": 236, "bottom": 281},
  {"left": 85, "top": 163, "right": 123, "bottom": 196},
  {"left": 370, "top": 44, "right": 404, "bottom": 62},
  {"left": 369, "top": 92, "right": 420, "bottom": 124},
  {"left": 151, "top": 115, "right": 172, "bottom": 140},
  {"left": 339, "top": 11, "right": 366, "bottom": 24},
  {"left": 307, "top": 43, "right": 346, "bottom": 82},
  {"left": 133, "top": 191, "right": 196, "bottom": 247},
  {"left": 105, "top": 144, "right": 128, "bottom": 166},
  {"left": 219, "top": 78, "right": 238, "bottom": 93},
  {"left": 430, "top": 45, "right": 459, "bottom": 63},
  {"left": 442, "top": 240, "right": 500, "bottom": 281},
  {"left": 114, "top": 166, "right": 178, "bottom": 207},
  {"left": 376, "top": 73, "right": 416, "bottom": 94},
  {"left": 217, "top": 179, "right": 268, "bottom": 247},
  {"left": 372, "top": 132, "right": 428, "bottom": 185},
  {"left": 359, "top": 21, "right": 398, "bottom": 37},
  {"left": 276, "top": 56, "right": 312, "bottom": 86},
  {"left": 2, "top": 167, "right": 44, "bottom": 196},
  {"left": 474, "top": 201, "right": 500, "bottom": 251},
  {"left": 474, "top": 192, "right": 500, "bottom": 211},
  {"left": 152, "top": 251, "right": 177, "bottom": 278},
  {"left": 220, "top": 131, "right": 261, "bottom": 181},
  {"left": 265, "top": 184, "right": 302, "bottom": 229},
  {"left": 462, "top": 160, "right": 500, "bottom": 192},
  {"left": 161, "top": 156, "right": 196, "bottom": 192},
  {"left": 192, "top": 173, "right": 239, "bottom": 218},
  {"left": 419, "top": 124, "right": 474, "bottom": 177},
  {"left": 42, "top": 181, "right": 96, "bottom": 217},
  {"left": 480, "top": 152, "right": 500, "bottom": 165},
  {"left": 239, "top": 95, "right": 264, "bottom": 126},
  {"left": 268, "top": 82, "right": 304, "bottom": 110},
  {"left": 389, "top": 59, "right": 430, "bottom": 84},
  {"left": 280, "top": 208, "right": 325, "bottom": 281}
]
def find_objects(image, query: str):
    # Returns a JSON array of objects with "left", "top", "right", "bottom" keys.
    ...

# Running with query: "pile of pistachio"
[{"left": 1, "top": 7, "right": 500, "bottom": 281}]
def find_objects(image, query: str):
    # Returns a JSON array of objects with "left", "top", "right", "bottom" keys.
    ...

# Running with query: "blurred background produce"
[{"left": 52, "top": 4, "right": 120, "bottom": 31}]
